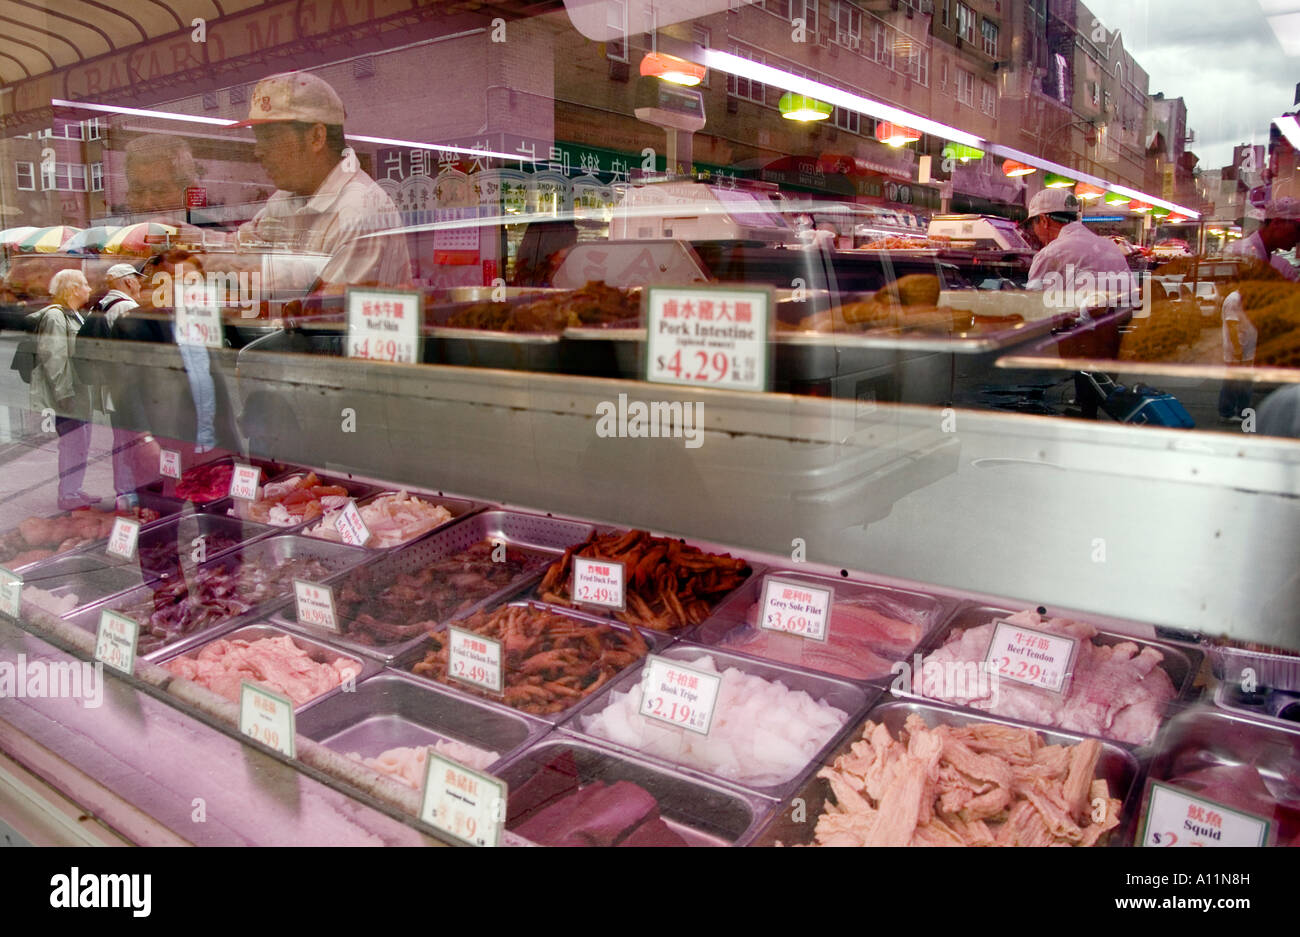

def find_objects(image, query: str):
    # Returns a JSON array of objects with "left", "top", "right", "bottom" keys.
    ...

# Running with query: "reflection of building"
[
  {"left": 1147, "top": 92, "right": 1199, "bottom": 209},
  {"left": 0, "top": 117, "right": 107, "bottom": 227}
]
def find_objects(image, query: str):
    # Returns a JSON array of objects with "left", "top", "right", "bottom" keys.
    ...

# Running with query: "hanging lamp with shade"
[
  {"left": 779, "top": 92, "right": 833, "bottom": 121},
  {"left": 941, "top": 143, "right": 984, "bottom": 162},
  {"left": 874, "top": 121, "right": 922, "bottom": 147},
  {"left": 1104, "top": 192, "right": 1131, "bottom": 206},
  {"left": 639, "top": 52, "right": 707, "bottom": 86},
  {"left": 1075, "top": 183, "right": 1105, "bottom": 200},
  {"left": 1043, "top": 172, "right": 1075, "bottom": 188},
  {"left": 1002, "top": 159, "right": 1036, "bottom": 177}
]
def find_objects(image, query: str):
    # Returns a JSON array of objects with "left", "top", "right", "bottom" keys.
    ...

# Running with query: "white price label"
[
  {"left": 983, "top": 620, "right": 1078, "bottom": 695},
  {"left": 228, "top": 464, "right": 260, "bottom": 501},
  {"left": 420, "top": 753, "right": 506, "bottom": 847},
  {"left": 447, "top": 626, "right": 504, "bottom": 694},
  {"left": 105, "top": 517, "right": 141, "bottom": 561},
  {"left": 571, "top": 556, "right": 626, "bottom": 611},
  {"left": 644, "top": 286, "right": 771, "bottom": 393},
  {"left": 176, "top": 302, "right": 223, "bottom": 348},
  {"left": 94, "top": 609, "right": 139, "bottom": 674},
  {"left": 239, "top": 682, "right": 296, "bottom": 757},
  {"left": 336, "top": 500, "right": 371, "bottom": 547},
  {"left": 638, "top": 655, "right": 722, "bottom": 736},
  {"left": 159, "top": 448, "right": 182, "bottom": 479},
  {"left": 346, "top": 288, "right": 421, "bottom": 364},
  {"left": 1142, "top": 782, "right": 1271, "bottom": 847},
  {"left": 758, "top": 577, "right": 833, "bottom": 642},
  {"left": 0, "top": 566, "right": 22, "bottom": 618},
  {"left": 294, "top": 579, "right": 338, "bottom": 632}
]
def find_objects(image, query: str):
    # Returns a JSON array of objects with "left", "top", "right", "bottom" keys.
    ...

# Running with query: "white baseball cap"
[
  {"left": 104, "top": 262, "right": 142, "bottom": 280},
  {"left": 1266, "top": 196, "right": 1300, "bottom": 220},
  {"left": 234, "top": 71, "right": 346, "bottom": 127},
  {"left": 1027, "top": 187, "right": 1082, "bottom": 220}
]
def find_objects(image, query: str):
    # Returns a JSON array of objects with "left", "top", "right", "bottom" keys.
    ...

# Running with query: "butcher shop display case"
[{"left": 1, "top": 0, "right": 1299, "bottom": 856}]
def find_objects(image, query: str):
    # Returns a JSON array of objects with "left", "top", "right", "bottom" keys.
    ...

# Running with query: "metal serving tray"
[
  {"left": 1206, "top": 641, "right": 1300, "bottom": 694},
  {"left": 493, "top": 736, "right": 771, "bottom": 847},
  {"left": 220, "top": 467, "right": 384, "bottom": 530},
  {"left": 121, "top": 512, "right": 278, "bottom": 576},
  {"left": 144, "top": 454, "right": 292, "bottom": 505},
  {"left": 688, "top": 568, "right": 958, "bottom": 687},
  {"left": 275, "top": 509, "right": 597, "bottom": 663},
  {"left": 564, "top": 641, "right": 875, "bottom": 801},
  {"left": 296, "top": 671, "right": 546, "bottom": 777},
  {"left": 1213, "top": 681, "right": 1300, "bottom": 728},
  {"left": 69, "top": 534, "right": 371, "bottom": 660},
  {"left": 155, "top": 622, "right": 374, "bottom": 713},
  {"left": 749, "top": 697, "right": 1143, "bottom": 847},
  {"left": 393, "top": 600, "right": 669, "bottom": 725},
  {"left": 426, "top": 299, "right": 564, "bottom": 372},
  {"left": 19, "top": 553, "right": 173, "bottom": 617},
  {"left": 1138, "top": 707, "right": 1300, "bottom": 846},
  {"left": 295, "top": 488, "right": 484, "bottom": 552},
  {"left": 898, "top": 602, "right": 1202, "bottom": 747}
]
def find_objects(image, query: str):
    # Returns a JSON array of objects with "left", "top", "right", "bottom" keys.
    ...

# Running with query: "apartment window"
[
  {"left": 15, "top": 161, "right": 34, "bottom": 191},
  {"left": 834, "top": 107, "right": 860, "bottom": 133},
  {"left": 939, "top": 57, "right": 948, "bottom": 91},
  {"left": 229, "top": 84, "right": 246, "bottom": 105},
  {"left": 908, "top": 47, "right": 930, "bottom": 86},
  {"left": 871, "top": 22, "right": 895, "bottom": 68},
  {"left": 981, "top": 81, "right": 996, "bottom": 116},
  {"left": 90, "top": 161, "right": 103, "bottom": 192},
  {"left": 41, "top": 161, "right": 87, "bottom": 192},
  {"left": 763, "top": 0, "right": 791, "bottom": 18},
  {"left": 84, "top": 117, "right": 102, "bottom": 140},
  {"left": 693, "top": 25, "right": 711, "bottom": 87},
  {"left": 792, "top": 0, "right": 817, "bottom": 35},
  {"left": 829, "top": 0, "right": 862, "bottom": 50},
  {"left": 727, "top": 46, "right": 766, "bottom": 103},
  {"left": 202, "top": 91, "right": 219, "bottom": 110},
  {"left": 954, "top": 3, "right": 975, "bottom": 43},
  {"left": 52, "top": 119, "right": 83, "bottom": 140},
  {"left": 981, "top": 19, "right": 998, "bottom": 56},
  {"left": 956, "top": 68, "right": 974, "bottom": 106},
  {"left": 606, "top": 0, "right": 628, "bottom": 62},
  {"left": 941, "top": 0, "right": 950, "bottom": 27}
]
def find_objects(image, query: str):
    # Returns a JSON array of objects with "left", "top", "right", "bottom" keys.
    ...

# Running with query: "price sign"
[
  {"left": 644, "top": 286, "right": 771, "bottom": 393},
  {"left": 229, "top": 463, "right": 260, "bottom": 501},
  {"left": 1141, "top": 782, "right": 1271, "bottom": 847},
  {"left": 94, "top": 610, "right": 139, "bottom": 674},
  {"left": 239, "top": 682, "right": 296, "bottom": 758},
  {"left": 175, "top": 302, "right": 223, "bottom": 348},
  {"left": 336, "top": 500, "right": 372, "bottom": 547},
  {"left": 758, "top": 577, "right": 833, "bottom": 642},
  {"left": 159, "top": 448, "right": 182, "bottom": 480},
  {"left": 447, "top": 626, "right": 504, "bottom": 694},
  {"left": 105, "top": 517, "right": 141, "bottom": 561},
  {"left": 0, "top": 566, "right": 20, "bottom": 618},
  {"left": 294, "top": 580, "right": 338, "bottom": 632},
  {"left": 346, "top": 288, "right": 421, "bottom": 364},
  {"left": 420, "top": 753, "right": 506, "bottom": 847},
  {"left": 638, "top": 656, "right": 722, "bottom": 736},
  {"left": 571, "top": 556, "right": 626, "bottom": 611},
  {"left": 983, "top": 619, "right": 1078, "bottom": 695}
]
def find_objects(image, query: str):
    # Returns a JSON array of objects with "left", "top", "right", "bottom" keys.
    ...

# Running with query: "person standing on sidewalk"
[{"left": 87, "top": 263, "right": 149, "bottom": 505}]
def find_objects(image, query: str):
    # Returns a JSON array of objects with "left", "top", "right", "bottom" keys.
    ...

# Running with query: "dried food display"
[{"left": 444, "top": 281, "right": 638, "bottom": 332}]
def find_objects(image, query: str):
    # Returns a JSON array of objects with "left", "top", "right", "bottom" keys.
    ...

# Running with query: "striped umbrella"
[
  {"left": 0, "top": 226, "right": 37, "bottom": 249},
  {"left": 16, "top": 225, "right": 82, "bottom": 253},
  {"left": 63, "top": 225, "right": 122, "bottom": 255},
  {"left": 103, "top": 222, "right": 177, "bottom": 255}
]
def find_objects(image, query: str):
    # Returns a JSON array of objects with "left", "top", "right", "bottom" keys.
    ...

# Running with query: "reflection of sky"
[{"left": 1084, "top": 1, "right": 1294, "bottom": 171}]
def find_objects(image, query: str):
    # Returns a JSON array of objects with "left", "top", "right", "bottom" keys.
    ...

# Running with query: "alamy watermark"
[
  {"left": 151, "top": 264, "right": 261, "bottom": 318},
  {"left": 889, "top": 653, "right": 1002, "bottom": 707},
  {"left": 595, "top": 393, "right": 704, "bottom": 449},
  {"left": 0, "top": 655, "right": 104, "bottom": 708}
]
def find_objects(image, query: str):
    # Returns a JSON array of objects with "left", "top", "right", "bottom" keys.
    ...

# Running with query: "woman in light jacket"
[{"left": 30, "top": 268, "right": 97, "bottom": 510}]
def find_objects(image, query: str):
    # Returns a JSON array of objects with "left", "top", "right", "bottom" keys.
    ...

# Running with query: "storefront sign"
[
  {"left": 335, "top": 501, "right": 371, "bottom": 547},
  {"left": 105, "top": 517, "right": 141, "bottom": 561},
  {"left": 420, "top": 753, "right": 506, "bottom": 847},
  {"left": 185, "top": 186, "right": 208, "bottom": 208},
  {"left": 229, "top": 464, "right": 260, "bottom": 501},
  {"left": 572, "top": 556, "right": 626, "bottom": 611},
  {"left": 0, "top": 567, "right": 19, "bottom": 617},
  {"left": 1141, "top": 782, "right": 1271, "bottom": 847},
  {"left": 983, "top": 620, "right": 1078, "bottom": 695},
  {"left": 758, "top": 577, "right": 833, "bottom": 642},
  {"left": 644, "top": 286, "right": 771, "bottom": 392},
  {"left": 345, "top": 288, "right": 421, "bottom": 364},
  {"left": 294, "top": 580, "right": 338, "bottom": 633},
  {"left": 94, "top": 610, "right": 139, "bottom": 675},
  {"left": 159, "top": 449, "right": 182, "bottom": 480},
  {"left": 447, "top": 626, "right": 503, "bottom": 694},
  {"left": 638, "top": 656, "right": 721, "bottom": 736},
  {"left": 239, "top": 682, "right": 296, "bottom": 758}
]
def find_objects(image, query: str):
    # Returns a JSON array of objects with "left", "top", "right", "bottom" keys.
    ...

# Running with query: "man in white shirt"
[
  {"left": 98, "top": 262, "right": 143, "bottom": 325},
  {"left": 235, "top": 71, "right": 411, "bottom": 293},
  {"left": 1226, "top": 197, "right": 1300, "bottom": 281},
  {"left": 1024, "top": 187, "right": 1136, "bottom": 310}
]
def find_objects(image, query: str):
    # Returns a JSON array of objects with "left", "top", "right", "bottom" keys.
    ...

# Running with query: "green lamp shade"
[
  {"left": 941, "top": 143, "right": 985, "bottom": 162},
  {"left": 779, "top": 93, "right": 833, "bottom": 121}
]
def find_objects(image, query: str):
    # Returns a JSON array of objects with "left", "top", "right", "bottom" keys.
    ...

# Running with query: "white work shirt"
[
  {"left": 1027, "top": 221, "right": 1136, "bottom": 308},
  {"left": 1220, "top": 290, "right": 1258, "bottom": 363},
  {"left": 240, "top": 152, "right": 412, "bottom": 290},
  {"left": 1227, "top": 231, "right": 1300, "bottom": 282},
  {"left": 99, "top": 290, "right": 139, "bottom": 327}
]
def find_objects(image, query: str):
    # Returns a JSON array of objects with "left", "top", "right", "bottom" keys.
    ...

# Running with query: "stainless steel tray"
[
  {"left": 1139, "top": 707, "right": 1300, "bottom": 846},
  {"left": 220, "top": 467, "right": 385, "bottom": 530},
  {"left": 493, "top": 736, "right": 771, "bottom": 847},
  {"left": 144, "top": 454, "right": 292, "bottom": 505},
  {"left": 18, "top": 553, "right": 173, "bottom": 617},
  {"left": 296, "top": 488, "right": 485, "bottom": 552},
  {"left": 155, "top": 622, "right": 374, "bottom": 713},
  {"left": 426, "top": 299, "right": 565, "bottom": 371},
  {"left": 1212, "top": 681, "right": 1300, "bottom": 729},
  {"left": 127, "top": 512, "right": 278, "bottom": 576},
  {"left": 393, "top": 599, "right": 668, "bottom": 725},
  {"left": 1206, "top": 641, "right": 1300, "bottom": 693},
  {"left": 749, "top": 697, "right": 1143, "bottom": 847},
  {"left": 565, "top": 641, "right": 874, "bottom": 801},
  {"left": 275, "top": 509, "right": 597, "bottom": 662},
  {"left": 899, "top": 602, "right": 1202, "bottom": 747},
  {"left": 295, "top": 671, "right": 546, "bottom": 778},
  {"left": 687, "top": 568, "right": 958, "bottom": 687}
]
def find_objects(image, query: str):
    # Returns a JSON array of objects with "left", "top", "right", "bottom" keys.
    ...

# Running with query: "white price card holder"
[
  {"left": 638, "top": 655, "right": 722, "bottom": 736},
  {"left": 345, "top": 287, "right": 422, "bottom": 364},
  {"left": 982, "top": 619, "right": 1079, "bottom": 695},
  {"left": 0, "top": 566, "right": 22, "bottom": 618},
  {"left": 1140, "top": 781, "right": 1272, "bottom": 847},
  {"left": 229, "top": 463, "right": 260, "bottom": 501},
  {"left": 94, "top": 609, "right": 139, "bottom": 675},
  {"left": 447, "top": 626, "right": 504, "bottom": 695},
  {"left": 335, "top": 500, "right": 372, "bottom": 547},
  {"left": 294, "top": 580, "right": 339, "bottom": 632},
  {"left": 176, "top": 301, "right": 223, "bottom": 349},
  {"left": 420, "top": 753, "right": 507, "bottom": 847},
  {"left": 758, "top": 577, "right": 833, "bottom": 643},
  {"left": 571, "top": 556, "right": 626, "bottom": 611},
  {"left": 643, "top": 285, "right": 773, "bottom": 393},
  {"left": 106, "top": 517, "right": 141, "bottom": 561},
  {"left": 159, "top": 448, "right": 182, "bottom": 480},
  {"left": 239, "top": 682, "right": 296, "bottom": 757}
]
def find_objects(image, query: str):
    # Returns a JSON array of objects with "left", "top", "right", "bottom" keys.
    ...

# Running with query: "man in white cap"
[
  {"left": 235, "top": 71, "right": 411, "bottom": 291},
  {"left": 1226, "top": 197, "right": 1300, "bottom": 281},
  {"left": 96, "top": 262, "right": 144, "bottom": 325},
  {"left": 1024, "top": 187, "right": 1134, "bottom": 306}
]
